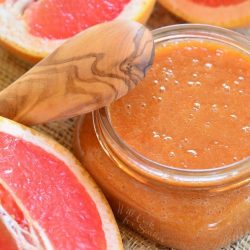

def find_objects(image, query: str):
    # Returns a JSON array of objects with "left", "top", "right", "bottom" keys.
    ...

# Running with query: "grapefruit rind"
[
  {"left": 159, "top": 0, "right": 250, "bottom": 28},
  {"left": 119, "top": 0, "right": 156, "bottom": 23},
  {"left": 0, "top": 3, "right": 62, "bottom": 62},
  {"left": 0, "top": 116, "right": 123, "bottom": 250},
  {"left": 0, "top": 0, "right": 155, "bottom": 63}
]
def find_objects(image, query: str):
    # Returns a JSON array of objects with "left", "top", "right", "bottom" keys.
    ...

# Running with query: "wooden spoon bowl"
[{"left": 0, "top": 20, "right": 154, "bottom": 125}]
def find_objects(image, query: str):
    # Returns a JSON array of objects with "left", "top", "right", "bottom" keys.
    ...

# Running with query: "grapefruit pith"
[
  {"left": 0, "top": 0, "right": 155, "bottom": 62},
  {"left": 0, "top": 116, "right": 123, "bottom": 250},
  {"left": 159, "top": 0, "right": 250, "bottom": 27}
]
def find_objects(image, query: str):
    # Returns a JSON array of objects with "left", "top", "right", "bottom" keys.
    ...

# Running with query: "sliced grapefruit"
[
  {"left": 159, "top": 0, "right": 250, "bottom": 27},
  {"left": 0, "top": 116, "right": 123, "bottom": 249},
  {"left": 0, "top": 0, "right": 155, "bottom": 63}
]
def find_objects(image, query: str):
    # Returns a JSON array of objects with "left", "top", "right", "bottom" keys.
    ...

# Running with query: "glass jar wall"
[{"left": 74, "top": 25, "right": 250, "bottom": 250}]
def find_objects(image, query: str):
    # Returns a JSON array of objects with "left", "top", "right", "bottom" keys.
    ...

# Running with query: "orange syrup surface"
[{"left": 110, "top": 40, "right": 250, "bottom": 169}]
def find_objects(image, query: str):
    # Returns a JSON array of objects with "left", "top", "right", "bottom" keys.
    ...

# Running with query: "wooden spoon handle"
[{"left": 0, "top": 20, "right": 154, "bottom": 125}]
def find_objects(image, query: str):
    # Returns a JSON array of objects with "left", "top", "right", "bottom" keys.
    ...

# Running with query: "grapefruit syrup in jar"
[{"left": 74, "top": 25, "right": 250, "bottom": 250}]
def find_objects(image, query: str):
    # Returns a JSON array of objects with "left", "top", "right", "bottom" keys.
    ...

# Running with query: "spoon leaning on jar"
[{"left": 0, "top": 20, "right": 154, "bottom": 125}]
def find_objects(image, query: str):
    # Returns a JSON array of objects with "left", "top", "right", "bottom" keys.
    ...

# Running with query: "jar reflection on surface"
[{"left": 74, "top": 25, "right": 250, "bottom": 250}]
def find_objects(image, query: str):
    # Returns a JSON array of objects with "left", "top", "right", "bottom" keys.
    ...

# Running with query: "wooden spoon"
[{"left": 0, "top": 20, "right": 154, "bottom": 125}]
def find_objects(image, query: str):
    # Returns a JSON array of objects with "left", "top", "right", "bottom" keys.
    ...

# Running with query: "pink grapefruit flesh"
[
  {"left": 0, "top": 184, "right": 30, "bottom": 250},
  {"left": 0, "top": 0, "right": 155, "bottom": 62},
  {"left": 24, "top": 0, "right": 131, "bottom": 39},
  {"left": 191, "top": 0, "right": 246, "bottom": 7},
  {"left": 0, "top": 219, "right": 18, "bottom": 250},
  {"left": 159, "top": 0, "right": 250, "bottom": 28},
  {"left": 0, "top": 131, "right": 106, "bottom": 249}
]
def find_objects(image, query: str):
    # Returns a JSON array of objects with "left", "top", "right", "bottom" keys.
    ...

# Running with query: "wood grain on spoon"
[{"left": 0, "top": 20, "right": 154, "bottom": 125}]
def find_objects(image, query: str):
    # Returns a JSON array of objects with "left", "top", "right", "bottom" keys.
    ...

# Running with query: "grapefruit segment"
[
  {"left": 191, "top": 0, "right": 246, "bottom": 7},
  {"left": 0, "top": 0, "right": 155, "bottom": 62},
  {"left": 0, "top": 117, "right": 123, "bottom": 250},
  {"left": 25, "top": 0, "right": 131, "bottom": 39},
  {"left": 159, "top": 0, "right": 250, "bottom": 27}
]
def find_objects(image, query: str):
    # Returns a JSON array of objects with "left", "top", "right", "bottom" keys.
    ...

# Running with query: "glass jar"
[{"left": 74, "top": 24, "right": 250, "bottom": 250}]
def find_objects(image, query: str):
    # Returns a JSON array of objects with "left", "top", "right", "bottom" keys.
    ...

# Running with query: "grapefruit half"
[
  {"left": 0, "top": 0, "right": 155, "bottom": 63},
  {"left": 159, "top": 0, "right": 250, "bottom": 27},
  {"left": 0, "top": 116, "right": 123, "bottom": 250}
]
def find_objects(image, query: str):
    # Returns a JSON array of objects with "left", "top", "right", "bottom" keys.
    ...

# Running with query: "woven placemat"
[{"left": 0, "top": 3, "right": 249, "bottom": 249}]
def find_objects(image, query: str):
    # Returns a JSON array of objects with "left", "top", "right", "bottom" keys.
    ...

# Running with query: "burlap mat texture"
[{"left": 0, "top": 3, "right": 249, "bottom": 249}]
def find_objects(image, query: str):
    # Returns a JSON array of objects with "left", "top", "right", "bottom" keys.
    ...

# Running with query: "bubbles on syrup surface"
[
  {"left": 242, "top": 126, "right": 250, "bottom": 133},
  {"left": 152, "top": 131, "right": 160, "bottom": 138},
  {"left": 193, "top": 102, "right": 201, "bottom": 111},
  {"left": 222, "top": 83, "right": 231, "bottom": 92},
  {"left": 159, "top": 86, "right": 166, "bottom": 93},
  {"left": 163, "top": 136, "right": 173, "bottom": 141},
  {"left": 173, "top": 80, "right": 179, "bottom": 85},
  {"left": 192, "top": 58, "right": 199, "bottom": 64},
  {"left": 126, "top": 104, "right": 131, "bottom": 110},
  {"left": 152, "top": 131, "right": 173, "bottom": 142},
  {"left": 204, "top": 62, "right": 213, "bottom": 69},
  {"left": 216, "top": 49, "right": 224, "bottom": 57},
  {"left": 233, "top": 156, "right": 238, "bottom": 161},
  {"left": 164, "top": 70, "right": 174, "bottom": 78},
  {"left": 188, "top": 81, "right": 201, "bottom": 87},
  {"left": 211, "top": 104, "right": 218, "bottom": 112},
  {"left": 230, "top": 114, "right": 238, "bottom": 120},
  {"left": 185, "top": 46, "right": 193, "bottom": 51},
  {"left": 167, "top": 57, "right": 173, "bottom": 64},
  {"left": 204, "top": 122, "right": 211, "bottom": 128},
  {"left": 188, "top": 81, "right": 194, "bottom": 86},
  {"left": 169, "top": 151, "right": 176, "bottom": 158},
  {"left": 188, "top": 113, "right": 195, "bottom": 121},
  {"left": 187, "top": 149, "right": 198, "bottom": 157},
  {"left": 246, "top": 196, "right": 250, "bottom": 203},
  {"left": 178, "top": 138, "right": 190, "bottom": 149},
  {"left": 181, "top": 162, "right": 188, "bottom": 168}
]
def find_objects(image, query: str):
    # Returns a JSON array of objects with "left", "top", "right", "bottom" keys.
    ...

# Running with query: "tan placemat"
[{"left": 0, "top": 3, "right": 249, "bottom": 249}]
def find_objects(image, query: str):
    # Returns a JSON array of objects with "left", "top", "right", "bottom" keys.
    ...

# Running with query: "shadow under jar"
[{"left": 74, "top": 24, "right": 250, "bottom": 250}]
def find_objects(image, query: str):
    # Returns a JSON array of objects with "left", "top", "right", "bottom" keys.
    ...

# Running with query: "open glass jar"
[{"left": 74, "top": 24, "right": 250, "bottom": 250}]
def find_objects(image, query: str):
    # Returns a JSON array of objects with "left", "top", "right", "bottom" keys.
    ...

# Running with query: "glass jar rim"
[{"left": 93, "top": 24, "right": 250, "bottom": 190}]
